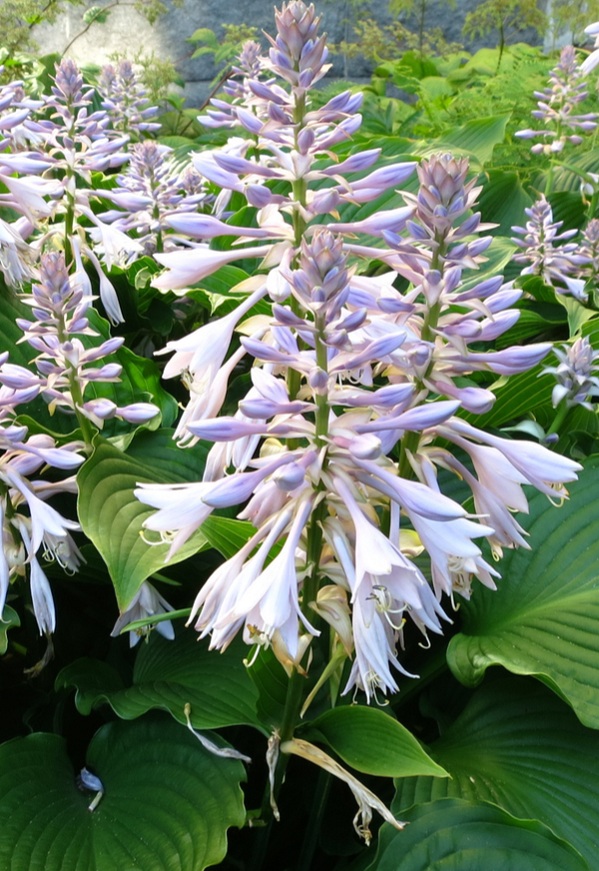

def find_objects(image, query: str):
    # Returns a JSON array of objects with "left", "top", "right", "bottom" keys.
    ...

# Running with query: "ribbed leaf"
[
  {"left": 393, "top": 678, "right": 599, "bottom": 867},
  {"left": 367, "top": 798, "right": 587, "bottom": 871},
  {"left": 447, "top": 457, "right": 599, "bottom": 728},
  {"left": 436, "top": 115, "right": 510, "bottom": 165},
  {"left": 463, "top": 363, "right": 554, "bottom": 429},
  {"left": 56, "top": 630, "right": 260, "bottom": 730},
  {"left": 301, "top": 706, "right": 448, "bottom": 778},
  {"left": 478, "top": 170, "right": 534, "bottom": 236},
  {"left": 246, "top": 646, "right": 289, "bottom": 729},
  {"left": 0, "top": 605, "right": 19, "bottom": 654},
  {"left": 0, "top": 288, "right": 36, "bottom": 367},
  {"left": 77, "top": 433, "right": 209, "bottom": 609},
  {"left": 200, "top": 515, "right": 256, "bottom": 558},
  {"left": 0, "top": 717, "right": 246, "bottom": 871}
]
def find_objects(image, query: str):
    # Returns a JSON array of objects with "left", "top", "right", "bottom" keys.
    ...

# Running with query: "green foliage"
[
  {"left": 0, "top": 718, "right": 246, "bottom": 871},
  {"left": 189, "top": 23, "right": 260, "bottom": 69},
  {"left": 0, "top": 0, "right": 77, "bottom": 55},
  {"left": 447, "top": 457, "right": 599, "bottom": 728},
  {"left": 57, "top": 630, "right": 261, "bottom": 730},
  {"left": 367, "top": 798, "right": 588, "bottom": 870},
  {"left": 77, "top": 433, "right": 209, "bottom": 609},
  {"left": 463, "top": 0, "right": 546, "bottom": 59},
  {"left": 393, "top": 677, "right": 599, "bottom": 868},
  {"left": 300, "top": 706, "right": 449, "bottom": 778}
]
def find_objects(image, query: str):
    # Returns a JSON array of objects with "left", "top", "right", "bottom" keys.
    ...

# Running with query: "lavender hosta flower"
[
  {"left": 515, "top": 45, "right": 598, "bottom": 154},
  {"left": 266, "top": 0, "right": 330, "bottom": 89},
  {"left": 512, "top": 196, "right": 589, "bottom": 300},
  {"left": 7, "top": 251, "right": 159, "bottom": 429},
  {"left": 439, "top": 418, "right": 581, "bottom": 501},
  {"left": 142, "top": 219, "right": 581, "bottom": 699},
  {"left": 137, "top": 5, "right": 584, "bottom": 702},
  {"left": 201, "top": 40, "right": 273, "bottom": 129},
  {"left": 0, "top": 218, "right": 35, "bottom": 287},
  {"left": 0, "top": 173, "right": 62, "bottom": 223},
  {"left": 110, "top": 581, "right": 175, "bottom": 646},
  {"left": 352, "top": 154, "right": 551, "bottom": 412},
  {"left": 578, "top": 218, "right": 599, "bottom": 286},
  {"left": 543, "top": 337, "right": 599, "bottom": 410},
  {"left": 0, "top": 424, "right": 84, "bottom": 631},
  {"left": 0, "top": 76, "right": 47, "bottom": 152},
  {"left": 97, "top": 60, "right": 160, "bottom": 139},
  {"left": 97, "top": 140, "right": 210, "bottom": 256},
  {"left": 151, "top": 1, "right": 416, "bottom": 299},
  {"left": 18, "top": 59, "right": 132, "bottom": 323},
  {"left": 153, "top": 243, "right": 277, "bottom": 293},
  {"left": 580, "top": 21, "right": 599, "bottom": 75},
  {"left": 45, "top": 59, "right": 129, "bottom": 179},
  {"left": 138, "top": 231, "right": 479, "bottom": 686}
]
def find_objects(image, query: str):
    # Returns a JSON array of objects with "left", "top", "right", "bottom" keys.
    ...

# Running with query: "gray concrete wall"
[{"left": 32, "top": 0, "right": 543, "bottom": 107}]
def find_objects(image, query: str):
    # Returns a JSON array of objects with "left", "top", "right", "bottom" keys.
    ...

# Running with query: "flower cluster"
[
  {"left": 201, "top": 40, "right": 269, "bottom": 129},
  {"left": 512, "top": 196, "right": 589, "bottom": 301},
  {"left": 98, "top": 139, "right": 210, "bottom": 256},
  {"left": 544, "top": 337, "right": 599, "bottom": 410},
  {"left": 137, "top": 9, "right": 581, "bottom": 704},
  {"left": 97, "top": 60, "right": 160, "bottom": 140},
  {"left": 0, "top": 252, "right": 159, "bottom": 431},
  {"left": 515, "top": 45, "right": 598, "bottom": 154},
  {"left": 0, "top": 337, "right": 84, "bottom": 634}
]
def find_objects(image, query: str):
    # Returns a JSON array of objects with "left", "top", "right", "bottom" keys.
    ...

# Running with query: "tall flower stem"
[
  {"left": 297, "top": 769, "right": 332, "bottom": 871},
  {"left": 546, "top": 398, "right": 571, "bottom": 438}
]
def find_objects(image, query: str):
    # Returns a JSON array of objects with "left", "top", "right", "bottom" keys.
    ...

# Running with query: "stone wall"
[{"left": 32, "top": 0, "right": 543, "bottom": 107}]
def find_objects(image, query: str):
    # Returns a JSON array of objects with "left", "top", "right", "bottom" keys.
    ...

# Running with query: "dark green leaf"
[
  {"left": 301, "top": 706, "right": 448, "bottom": 778},
  {"left": 0, "top": 717, "right": 246, "bottom": 871},
  {"left": 0, "top": 605, "right": 20, "bottom": 654},
  {"left": 77, "top": 433, "right": 209, "bottom": 609},
  {"left": 367, "top": 798, "right": 587, "bottom": 871},
  {"left": 447, "top": 457, "right": 599, "bottom": 728},
  {"left": 56, "top": 630, "right": 261, "bottom": 730},
  {"left": 393, "top": 677, "right": 599, "bottom": 867}
]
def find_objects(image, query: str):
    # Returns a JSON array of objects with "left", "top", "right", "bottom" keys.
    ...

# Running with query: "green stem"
[
  {"left": 546, "top": 399, "right": 570, "bottom": 438},
  {"left": 587, "top": 188, "right": 599, "bottom": 223},
  {"left": 67, "top": 373, "right": 95, "bottom": 448},
  {"left": 398, "top": 430, "right": 420, "bottom": 479},
  {"left": 64, "top": 187, "right": 75, "bottom": 266},
  {"left": 56, "top": 306, "right": 95, "bottom": 449},
  {"left": 297, "top": 769, "right": 332, "bottom": 871},
  {"left": 544, "top": 161, "right": 555, "bottom": 198}
]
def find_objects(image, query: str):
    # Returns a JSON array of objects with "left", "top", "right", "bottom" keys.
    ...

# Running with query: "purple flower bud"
[{"left": 117, "top": 402, "right": 160, "bottom": 423}]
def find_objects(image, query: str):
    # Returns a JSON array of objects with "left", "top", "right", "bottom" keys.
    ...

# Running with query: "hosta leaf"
[
  {"left": 393, "top": 677, "right": 599, "bottom": 867},
  {"left": 456, "top": 235, "right": 516, "bottom": 294},
  {"left": 478, "top": 170, "right": 534, "bottom": 236},
  {"left": 0, "top": 605, "right": 20, "bottom": 654},
  {"left": 200, "top": 515, "right": 256, "bottom": 559},
  {"left": 447, "top": 457, "right": 599, "bottom": 728},
  {"left": 56, "top": 631, "right": 261, "bottom": 730},
  {"left": 0, "top": 717, "right": 246, "bottom": 871},
  {"left": 0, "top": 288, "right": 36, "bottom": 368},
  {"left": 301, "top": 706, "right": 448, "bottom": 778},
  {"left": 435, "top": 114, "right": 510, "bottom": 165},
  {"left": 77, "top": 432, "right": 209, "bottom": 609},
  {"left": 367, "top": 798, "right": 587, "bottom": 871},
  {"left": 463, "top": 363, "right": 554, "bottom": 429},
  {"left": 246, "top": 646, "right": 288, "bottom": 729}
]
